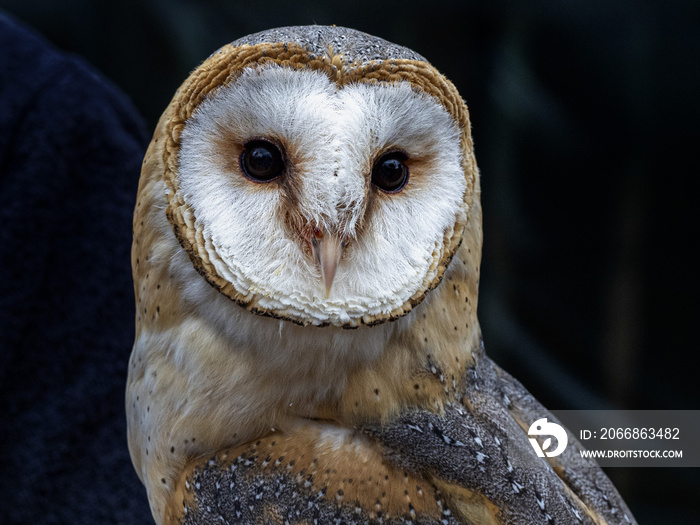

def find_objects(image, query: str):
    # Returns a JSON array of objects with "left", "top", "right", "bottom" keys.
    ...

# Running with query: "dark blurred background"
[{"left": 1, "top": 0, "right": 698, "bottom": 523}]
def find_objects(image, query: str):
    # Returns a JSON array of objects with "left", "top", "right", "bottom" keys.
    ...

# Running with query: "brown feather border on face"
[{"left": 159, "top": 31, "right": 479, "bottom": 328}]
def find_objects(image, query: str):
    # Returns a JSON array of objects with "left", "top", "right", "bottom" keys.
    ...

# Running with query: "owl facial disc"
[{"left": 163, "top": 28, "right": 477, "bottom": 327}]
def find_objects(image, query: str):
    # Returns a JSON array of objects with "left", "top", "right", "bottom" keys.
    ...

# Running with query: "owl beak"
[{"left": 309, "top": 233, "right": 345, "bottom": 298}]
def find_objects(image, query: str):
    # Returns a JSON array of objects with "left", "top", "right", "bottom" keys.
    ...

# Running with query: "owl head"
[{"left": 160, "top": 26, "right": 479, "bottom": 328}]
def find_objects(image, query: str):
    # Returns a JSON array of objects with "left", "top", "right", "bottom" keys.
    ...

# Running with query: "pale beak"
[{"left": 310, "top": 234, "right": 345, "bottom": 298}]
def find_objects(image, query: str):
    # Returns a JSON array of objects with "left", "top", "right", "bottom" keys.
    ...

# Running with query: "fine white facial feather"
[{"left": 177, "top": 65, "right": 466, "bottom": 326}]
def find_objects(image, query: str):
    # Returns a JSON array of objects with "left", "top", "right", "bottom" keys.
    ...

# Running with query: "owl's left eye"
[
  {"left": 372, "top": 151, "right": 409, "bottom": 193},
  {"left": 240, "top": 140, "right": 285, "bottom": 182}
]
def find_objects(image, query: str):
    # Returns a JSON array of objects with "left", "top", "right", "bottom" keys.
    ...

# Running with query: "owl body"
[{"left": 127, "top": 26, "right": 635, "bottom": 525}]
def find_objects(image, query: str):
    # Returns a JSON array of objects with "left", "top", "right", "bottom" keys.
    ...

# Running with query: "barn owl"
[{"left": 127, "top": 25, "right": 636, "bottom": 525}]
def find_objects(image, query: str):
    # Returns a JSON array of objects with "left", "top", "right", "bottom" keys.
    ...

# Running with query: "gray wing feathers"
[{"left": 361, "top": 343, "right": 636, "bottom": 524}]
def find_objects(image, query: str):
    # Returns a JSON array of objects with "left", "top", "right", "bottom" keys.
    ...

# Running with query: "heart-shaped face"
[{"left": 163, "top": 27, "right": 477, "bottom": 327}]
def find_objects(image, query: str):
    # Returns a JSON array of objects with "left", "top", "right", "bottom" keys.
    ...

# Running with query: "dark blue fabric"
[{"left": 0, "top": 12, "right": 151, "bottom": 524}]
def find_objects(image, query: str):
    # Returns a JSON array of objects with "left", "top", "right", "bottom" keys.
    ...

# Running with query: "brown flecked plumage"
[{"left": 127, "top": 25, "right": 636, "bottom": 525}]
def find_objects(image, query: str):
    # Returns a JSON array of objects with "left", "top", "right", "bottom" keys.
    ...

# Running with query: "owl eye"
[
  {"left": 240, "top": 140, "right": 285, "bottom": 182},
  {"left": 371, "top": 151, "right": 409, "bottom": 193}
]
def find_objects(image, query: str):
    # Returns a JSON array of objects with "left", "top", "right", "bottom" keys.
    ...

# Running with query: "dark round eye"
[
  {"left": 371, "top": 151, "right": 409, "bottom": 193},
  {"left": 240, "top": 140, "right": 285, "bottom": 182}
]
